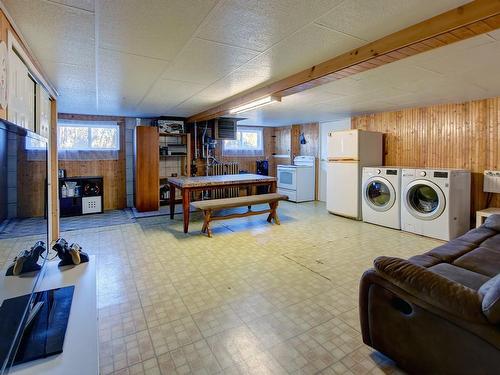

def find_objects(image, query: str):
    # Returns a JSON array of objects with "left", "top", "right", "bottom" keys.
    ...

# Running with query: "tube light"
[{"left": 228, "top": 95, "right": 281, "bottom": 114}]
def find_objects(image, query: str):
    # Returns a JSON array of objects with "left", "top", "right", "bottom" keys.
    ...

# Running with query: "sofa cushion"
[
  {"left": 408, "top": 254, "right": 441, "bottom": 267},
  {"left": 428, "top": 263, "right": 490, "bottom": 290},
  {"left": 479, "top": 274, "right": 500, "bottom": 324},
  {"left": 425, "top": 240, "right": 477, "bottom": 263},
  {"left": 456, "top": 226, "right": 497, "bottom": 245},
  {"left": 484, "top": 214, "right": 500, "bottom": 232},
  {"left": 453, "top": 247, "right": 500, "bottom": 277},
  {"left": 479, "top": 234, "right": 500, "bottom": 251}
]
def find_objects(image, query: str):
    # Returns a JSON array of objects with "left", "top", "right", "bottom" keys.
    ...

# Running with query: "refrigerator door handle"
[{"left": 327, "top": 157, "right": 359, "bottom": 162}]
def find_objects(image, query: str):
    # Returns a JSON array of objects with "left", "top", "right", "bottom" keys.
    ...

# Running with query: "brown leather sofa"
[{"left": 360, "top": 214, "right": 500, "bottom": 374}]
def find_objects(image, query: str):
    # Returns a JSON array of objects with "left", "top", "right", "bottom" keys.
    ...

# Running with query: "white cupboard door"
[
  {"left": 326, "top": 162, "right": 360, "bottom": 219},
  {"left": 25, "top": 76, "right": 35, "bottom": 131},
  {"left": 8, "top": 51, "right": 29, "bottom": 128},
  {"left": 36, "top": 85, "right": 50, "bottom": 138}
]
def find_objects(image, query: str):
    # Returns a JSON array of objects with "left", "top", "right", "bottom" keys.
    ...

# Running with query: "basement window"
[
  {"left": 57, "top": 120, "right": 120, "bottom": 160},
  {"left": 222, "top": 126, "right": 264, "bottom": 156},
  {"left": 58, "top": 121, "right": 120, "bottom": 151}
]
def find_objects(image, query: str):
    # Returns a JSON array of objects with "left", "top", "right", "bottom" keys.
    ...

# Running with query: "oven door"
[{"left": 278, "top": 167, "right": 297, "bottom": 190}]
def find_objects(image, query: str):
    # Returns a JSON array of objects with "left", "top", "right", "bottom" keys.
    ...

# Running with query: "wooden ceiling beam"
[{"left": 187, "top": 0, "right": 500, "bottom": 123}]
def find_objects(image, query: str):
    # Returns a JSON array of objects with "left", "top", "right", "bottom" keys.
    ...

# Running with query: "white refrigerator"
[{"left": 326, "top": 129, "right": 383, "bottom": 219}]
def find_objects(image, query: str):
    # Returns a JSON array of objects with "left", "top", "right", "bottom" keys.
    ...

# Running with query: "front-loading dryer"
[
  {"left": 401, "top": 168, "right": 471, "bottom": 241},
  {"left": 362, "top": 167, "right": 401, "bottom": 229}
]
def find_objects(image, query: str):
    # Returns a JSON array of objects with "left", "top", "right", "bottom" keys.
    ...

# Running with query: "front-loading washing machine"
[
  {"left": 362, "top": 167, "right": 401, "bottom": 229},
  {"left": 401, "top": 168, "right": 471, "bottom": 241}
]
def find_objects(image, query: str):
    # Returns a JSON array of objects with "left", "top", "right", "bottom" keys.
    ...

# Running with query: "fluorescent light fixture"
[{"left": 229, "top": 95, "right": 281, "bottom": 114}]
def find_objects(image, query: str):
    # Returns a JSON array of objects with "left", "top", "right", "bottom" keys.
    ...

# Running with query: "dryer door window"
[
  {"left": 404, "top": 180, "right": 446, "bottom": 220},
  {"left": 364, "top": 177, "right": 396, "bottom": 212}
]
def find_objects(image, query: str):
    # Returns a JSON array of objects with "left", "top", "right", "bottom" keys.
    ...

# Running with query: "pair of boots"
[
  {"left": 52, "top": 238, "right": 89, "bottom": 267},
  {"left": 6, "top": 239, "right": 89, "bottom": 276}
]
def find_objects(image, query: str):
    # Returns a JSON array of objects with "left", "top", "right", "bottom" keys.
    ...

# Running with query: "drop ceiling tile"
[
  {"left": 57, "top": 88, "right": 97, "bottom": 115},
  {"left": 452, "top": 63, "right": 500, "bottom": 97},
  {"left": 4, "top": 0, "right": 94, "bottom": 66},
  {"left": 410, "top": 39, "right": 500, "bottom": 75},
  {"left": 138, "top": 79, "right": 205, "bottom": 115},
  {"left": 197, "top": 0, "right": 344, "bottom": 52},
  {"left": 194, "top": 64, "right": 273, "bottom": 103},
  {"left": 98, "top": 48, "right": 169, "bottom": 113},
  {"left": 48, "top": 0, "right": 95, "bottom": 12},
  {"left": 170, "top": 96, "right": 218, "bottom": 117},
  {"left": 40, "top": 60, "right": 95, "bottom": 93},
  {"left": 98, "top": 0, "right": 218, "bottom": 61},
  {"left": 162, "top": 38, "right": 258, "bottom": 84},
  {"left": 242, "top": 24, "right": 364, "bottom": 81},
  {"left": 316, "top": 0, "right": 469, "bottom": 41},
  {"left": 352, "top": 63, "right": 445, "bottom": 93},
  {"left": 487, "top": 29, "right": 500, "bottom": 41}
]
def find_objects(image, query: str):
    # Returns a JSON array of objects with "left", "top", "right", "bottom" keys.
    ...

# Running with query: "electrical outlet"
[{"left": 483, "top": 170, "right": 500, "bottom": 193}]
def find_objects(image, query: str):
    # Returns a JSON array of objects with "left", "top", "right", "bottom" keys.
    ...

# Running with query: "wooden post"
[
  {"left": 269, "top": 181, "right": 277, "bottom": 193},
  {"left": 49, "top": 99, "right": 59, "bottom": 243},
  {"left": 182, "top": 188, "right": 191, "bottom": 233},
  {"left": 186, "top": 133, "right": 191, "bottom": 176},
  {"left": 169, "top": 183, "right": 176, "bottom": 219}
]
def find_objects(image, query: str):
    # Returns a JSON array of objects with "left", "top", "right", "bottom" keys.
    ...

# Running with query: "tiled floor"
[{"left": 0, "top": 201, "right": 441, "bottom": 374}]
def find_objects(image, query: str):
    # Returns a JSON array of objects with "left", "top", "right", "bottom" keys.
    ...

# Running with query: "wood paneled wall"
[
  {"left": 58, "top": 114, "right": 127, "bottom": 210},
  {"left": 352, "top": 97, "right": 500, "bottom": 215}
]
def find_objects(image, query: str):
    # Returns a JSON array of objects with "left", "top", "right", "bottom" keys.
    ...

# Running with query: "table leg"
[
  {"left": 270, "top": 181, "right": 277, "bottom": 193},
  {"left": 182, "top": 188, "right": 191, "bottom": 233},
  {"left": 169, "top": 183, "right": 176, "bottom": 219}
]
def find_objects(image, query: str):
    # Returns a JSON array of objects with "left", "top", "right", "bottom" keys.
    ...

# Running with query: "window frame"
[
  {"left": 57, "top": 121, "right": 120, "bottom": 151},
  {"left": 222, "top": 126, "right": 264, "bottom": 156}
]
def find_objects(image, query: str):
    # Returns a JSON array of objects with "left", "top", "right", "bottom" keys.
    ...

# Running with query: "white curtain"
[{"left": 222, "top": 126, "right": 264, "bottom": 157}]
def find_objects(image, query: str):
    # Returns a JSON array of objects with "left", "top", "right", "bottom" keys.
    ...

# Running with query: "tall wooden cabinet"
[{"left": 135, "top": 126, "right": 159, "bottom": 212}]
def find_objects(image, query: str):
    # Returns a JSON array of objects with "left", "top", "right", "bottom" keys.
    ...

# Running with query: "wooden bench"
[{"left": 190, "top": 193, "right": 288, "bottom": 237}]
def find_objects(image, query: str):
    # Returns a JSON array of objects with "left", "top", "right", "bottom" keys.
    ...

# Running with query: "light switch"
[{"left": 483, "top": 170, "right": 500, "bottom": 193}]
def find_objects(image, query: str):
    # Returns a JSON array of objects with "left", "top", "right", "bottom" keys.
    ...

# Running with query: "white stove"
[{"left": 277, "top": 156, "right": 315, "bottom": 202}]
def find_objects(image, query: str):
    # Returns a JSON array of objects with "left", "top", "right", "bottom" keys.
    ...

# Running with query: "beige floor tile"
[
  {"left": 157, "top": 339, "right": 221, "bottom": 374},
  {"left": 191, "top": 304, "right": 243, "bottom": 338},
  {"left": 100, "top": 330, "right": 155, "bottom": 374},
  {"left": 149, "top": 316, "right": 203, "bottom": 355},
  {"left": 205, "top": 325, "right": 267, "bottom": 369}
]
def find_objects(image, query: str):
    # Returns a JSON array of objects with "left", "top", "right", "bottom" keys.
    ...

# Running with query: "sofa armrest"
[{"left": 374, "top": 256, "right": 487, "bottom": 324}]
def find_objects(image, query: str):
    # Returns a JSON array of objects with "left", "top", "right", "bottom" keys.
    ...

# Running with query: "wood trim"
[
  {"left": 49, "top": 99, "right": 59, "bottom": 242},
  {"left": 188, "top": 0, "right": 500, "bottom": 122}
]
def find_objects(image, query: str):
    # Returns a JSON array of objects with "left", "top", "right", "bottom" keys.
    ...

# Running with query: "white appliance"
[
  {"left": 327, "top": 129, "right": 383, "bottom": 219},
  {"left": 362, "top": 167, "right": 401, "bottom": 229},
  {"left": 277, "top": 155, "right": 315, "bottom": 202},
  {"left": 401, "top": 168, "right": 471, "bottom": 241}
]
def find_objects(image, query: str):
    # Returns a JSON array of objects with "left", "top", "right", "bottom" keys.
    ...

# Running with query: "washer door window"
[
  {"left": 404, "top": 180, "right": 445, "bottom": 220},
  {"left": 364, "top": 177, "right": 396, "bottom": 212}
]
